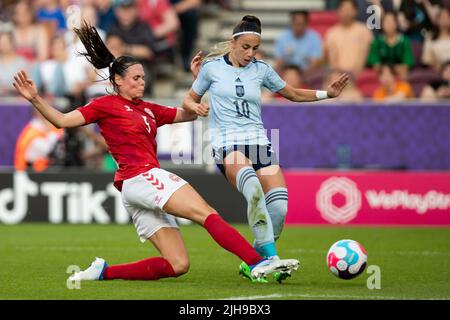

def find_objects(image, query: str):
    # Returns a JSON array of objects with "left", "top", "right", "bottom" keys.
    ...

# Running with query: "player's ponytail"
[
  {"left": 74, "top": 21, "right": 114, "bottom": 70},
  {"left": 204, "top": 15, "right": 262, "bottom": 62},
  {"left": 73, "top": 21, "right": 140, "bottom": 92}
]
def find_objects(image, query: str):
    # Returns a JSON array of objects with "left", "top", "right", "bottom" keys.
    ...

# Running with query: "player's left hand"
[
  {"left": 190, "top": 51, "right": 203, "bottom": 79},
  {"left": 326, "top": 73, "right": 350, "bottom": 98}
]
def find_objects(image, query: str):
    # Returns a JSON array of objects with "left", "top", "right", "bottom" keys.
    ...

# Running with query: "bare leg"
[
  {"left": 163, "top": 184, "right": 215, "bottom": 225},
  {"left": 256, "top": 165, "right": 286, "bottom": 193}
]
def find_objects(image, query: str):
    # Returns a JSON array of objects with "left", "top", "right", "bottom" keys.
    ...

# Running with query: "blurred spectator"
[
  {"left": 14, "top": 109, "right": 63, "bottom": 172},
  {"left": 422, "top": 7, "right": 450, "bottom": 72},
  {"left": 262, "top": 65, "right": 309, "bottom": 103},
  {"left": 91, "top": 0, "right": 118, "bottom": 31},
  {"left": 420, "top": 60, "right": 450, "bottom": 100},
  {"left": 33, "top": 35, "right": 91, "bottom": 106},
  {"left": 106, "top": 33, "right": 126, "bottom": 57},
  {"left": 0, "top": 0, "right": 16, "bottom": 23},
  {"left": 324, "top": 69, "right": 364, "bottom": 102},
  {"left": 274, "top": 10, "right": 322, "bottom": 75},
  {"left": 107, "top": 0, "right": 156, "bottom": 94},
  {"left": 367, "top": 11, "right": 415, "bottom": 79},
  {"left": 12, "top": 0, "right": 50, "bottom": 62},
  {"left": 171, "top": 0, "right": 201, "bottom": 72},
  {"left": 137, "top": 0, "right": 179, "bottom": 60},
  {"left": 32, "top": 35, "right": 69, "bottom": 98},
  {"left": 397, "top": 0, "right": 441, "bottom": 42},
  {"left": 322, "top": 0, "right": 373, "bottom": 77},
  {"left": 0, "top": 30, "right": 30, "bottom": 96},
  {"left": 282, "top": 65, "right": 308, "bottom": 89},
  {"left": 35, "top": 0, "right": 67, "bottom": 33},
  {"left": 373, "top": 63, "right": 415, "bottom": 101}
]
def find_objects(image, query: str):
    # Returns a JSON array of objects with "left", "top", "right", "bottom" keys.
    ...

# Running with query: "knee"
[
  {"left": 192, "top": 204, "right": 216, "bottom": 225},
  {"left": 170, "top": 258, "right": 190, "bottom": 276}
]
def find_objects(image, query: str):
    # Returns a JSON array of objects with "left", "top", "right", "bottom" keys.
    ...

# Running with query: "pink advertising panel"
[{"left": 285, "top": 171, "right": 450, "bottom": 225}]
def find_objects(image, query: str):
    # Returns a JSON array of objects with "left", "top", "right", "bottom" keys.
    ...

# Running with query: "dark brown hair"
[
  {"left": 232, "top": 15, "right": 262, "bottom": 38},
  {"left": 73, "top": 21, "right": 141, "bottom": 92}
]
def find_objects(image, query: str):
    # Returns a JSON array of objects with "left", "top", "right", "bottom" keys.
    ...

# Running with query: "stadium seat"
[
  {"left": 407, "top": 68, "right": 441, "bottom": 97},
  {"left": 309, "top": 11, "right": 339, "bottom": 39},
  {"left": 356, "top": 68, "right": 380, "bottom": 98},
  {"left": 309, "top": 11, "right": 340, "bottom": 25}
]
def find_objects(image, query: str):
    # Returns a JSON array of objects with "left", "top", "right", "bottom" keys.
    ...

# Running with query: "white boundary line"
[{"left": 217, "top": 293, "right": 447, "bottom": 300}]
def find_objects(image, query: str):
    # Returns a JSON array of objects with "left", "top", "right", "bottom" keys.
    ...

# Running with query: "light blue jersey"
[{"left": 192, "top": 55, "right": 286, "bottom": 149}]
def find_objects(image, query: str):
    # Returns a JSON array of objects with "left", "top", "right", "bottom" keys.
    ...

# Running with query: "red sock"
[
  {"left": 203, "top": 213, "right": 263, "bottom": 266},
  {"left": 103, "top": 257, "right": 176, "bottom": 280}
]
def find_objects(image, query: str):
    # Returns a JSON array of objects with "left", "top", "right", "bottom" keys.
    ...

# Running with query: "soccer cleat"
[
  {"left": 273, "top": 270, "right": 292, "bottom": 283},
  {"left": 239, "top": 262, "right": 268, "bottom": 283},
  {"left": 68, "top": 257, "right": 108, "bottom": 281},
  {"left": 250, "top": 256, "right": 299, "bottom": 280}
]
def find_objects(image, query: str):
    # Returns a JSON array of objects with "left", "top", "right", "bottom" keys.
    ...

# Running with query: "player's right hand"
[
  {"left": 13, "top": 70, "right": 38, "bottom": 101},
  {"left": 194, "top": 102, "right": 209, "bottom": 117}
]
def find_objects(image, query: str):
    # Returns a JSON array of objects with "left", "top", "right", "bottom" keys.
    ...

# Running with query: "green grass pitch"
[{"left": 0, "top": 224, "right": 449, "bottom": 300}]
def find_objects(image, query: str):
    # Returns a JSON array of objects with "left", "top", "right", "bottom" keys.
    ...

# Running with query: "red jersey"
[{"left": 77, "top": 95, "right": 177, "bottom": 190}]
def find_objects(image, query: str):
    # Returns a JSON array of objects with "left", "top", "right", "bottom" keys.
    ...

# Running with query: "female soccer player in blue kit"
[{"left": 184, "top": 15, "right": 349, "bottom": 282}]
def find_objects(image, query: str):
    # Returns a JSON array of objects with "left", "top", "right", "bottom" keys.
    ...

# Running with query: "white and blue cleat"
[{"left": 68, "top": 257, "right": 108, "bottom": 281}]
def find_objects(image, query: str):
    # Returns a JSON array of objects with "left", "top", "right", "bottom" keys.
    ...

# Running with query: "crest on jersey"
[
  {"left": 124, "top": 105, "right": 133, "bottom": 112},
  {"left": 144, "top": 108, "right": 155, "bottom": 119},
  {"left": 169, "top": 174, "right": 181, "bottom": 182},
  {"left": 235, "top": 85, "right": 245, "bottom": 97}
]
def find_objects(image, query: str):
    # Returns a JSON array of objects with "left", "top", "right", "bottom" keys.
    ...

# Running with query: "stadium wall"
[
  {"left": 1, "top": 103, "right": 450, "bottom": 170},
  {"left": 1, "top": 170, "right": 449, "bottom": 226}
]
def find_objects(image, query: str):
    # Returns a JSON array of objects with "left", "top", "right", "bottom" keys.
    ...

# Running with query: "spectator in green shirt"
[{"left": 367, "top": 11, "right": 415, "bottom": 80}]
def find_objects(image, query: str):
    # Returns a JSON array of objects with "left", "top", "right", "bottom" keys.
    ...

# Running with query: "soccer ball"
[{"left": 326, "top": 239, "right": 367, "bottom": 280}]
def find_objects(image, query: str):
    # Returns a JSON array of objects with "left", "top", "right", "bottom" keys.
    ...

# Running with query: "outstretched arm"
[
  {"left": 13, "top": 70, "right": 85, "bottom": 128},
  {"left": 277, "top": 73, "right": 349, "bottom": 102},
  {"left": 173, "top": 107, "right": 198, "bottom": 123}
]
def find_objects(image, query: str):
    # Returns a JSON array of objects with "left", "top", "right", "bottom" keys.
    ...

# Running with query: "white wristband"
[{"left": 315, "top": 90, "right": 329, "bottom": 100}]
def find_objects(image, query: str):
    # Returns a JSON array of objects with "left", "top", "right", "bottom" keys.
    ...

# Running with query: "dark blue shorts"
[{"left": 212, "top": 144, "right": 279, "bottom": 176}]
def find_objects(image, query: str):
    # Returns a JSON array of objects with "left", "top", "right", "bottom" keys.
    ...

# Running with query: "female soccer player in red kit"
[{"left": 12, "top": 22, "right": 299, "bottom": 282}]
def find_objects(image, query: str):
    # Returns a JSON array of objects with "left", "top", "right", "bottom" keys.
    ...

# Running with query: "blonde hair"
[{"left": 203, "top": 41, "right": 231, "bottom": 62}]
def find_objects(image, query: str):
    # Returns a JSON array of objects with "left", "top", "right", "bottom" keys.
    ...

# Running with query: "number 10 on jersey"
[{"left": 234, "top": 100, "right": 250, "bottom": 118}]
